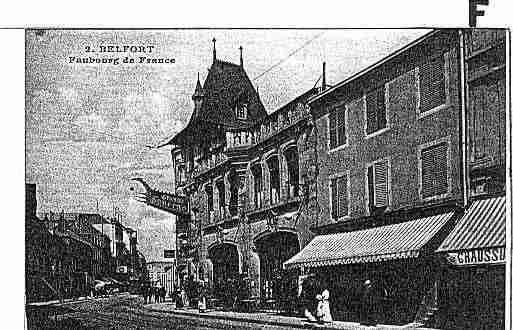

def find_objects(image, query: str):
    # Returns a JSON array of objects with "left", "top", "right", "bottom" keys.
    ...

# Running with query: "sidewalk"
[
  {"left": 145, "top": 302, "right": 438, "bottom": 330},
  {"left": 26, "top": 292, "right": 132, "bottom": 307}
]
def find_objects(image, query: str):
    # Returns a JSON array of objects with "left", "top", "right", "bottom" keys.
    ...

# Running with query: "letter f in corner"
[{"left": 469, "top": 0, "right": 489, "bottom": 27}]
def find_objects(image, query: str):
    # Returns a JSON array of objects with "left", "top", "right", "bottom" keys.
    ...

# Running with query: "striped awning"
[
  {"left": 284, "top": 213, "right": 454, "bottom": 269},
  {"left": 437, "top": 196, "right": 506, "bottom": 253}
]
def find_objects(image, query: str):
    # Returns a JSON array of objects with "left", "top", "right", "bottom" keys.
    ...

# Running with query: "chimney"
[
  {"left": 239, "top": 46, "right": 243, "bottom": 67},
  {"left": 322, "top": 62, "right": 326, "bottom": 91},
  {"left": 212, "top": 38, "right": 217, "bottom": 63}
]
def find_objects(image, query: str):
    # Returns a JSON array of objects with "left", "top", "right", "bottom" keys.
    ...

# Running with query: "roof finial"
[
  {"left": 322, "top": 62, "right": 326, "bottom": 91},
  {"left": 239, "top": 46, "right": 243, "bottom": 67},
  {"left": 212, "top": 37, "right": 217, "bottom": 63}
]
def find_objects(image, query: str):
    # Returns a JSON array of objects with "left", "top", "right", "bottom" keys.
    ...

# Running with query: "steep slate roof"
[{"left": 160, "top": 59, "right": 267, "bottom": 147}]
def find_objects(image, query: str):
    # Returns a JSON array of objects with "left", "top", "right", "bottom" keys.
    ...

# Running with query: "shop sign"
[
  {"left": 164, "top": 249, "right": 175, "bottom": 259},
  {"left": 446, "top": 247, "right": 506, "bottom": 266},
  {"left": 132, "top": 178, "right": 189, "bottom": 216}
]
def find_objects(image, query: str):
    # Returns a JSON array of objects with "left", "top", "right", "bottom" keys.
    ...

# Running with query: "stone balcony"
[
  {"left": 189, "top": 151, "right": 229, "bottom": 178},
  {"left": 226, "top": 102, "right": 310, "bottom": 150}
]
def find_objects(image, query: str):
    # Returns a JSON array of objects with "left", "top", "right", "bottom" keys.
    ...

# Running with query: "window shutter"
[
  {"left": 366, "top": 90, "right": 378, "bottom": 134},
  {"left": 329, "top": 111, "right": 337, "bottom": 149},
  {"left": 336, "top": 107, "right": 346, "bottom": 146},
  {"left": 367, "top": 166, "right": 374, "bottom": 210},
  {"left": 421, "top": 143, "right": 448, "bottom": 199},
  {"left": 373, "top": 161, "right": 389, "bottom": 207},
  {"left": 376, "top": 86, "right": 387, "bottom": 131},
  {"left": 330, "top": 178, "right": 338, "bottom": 219},
  {"left": 420, "top": 55, "right": 445, "bottom": 112},
  {"left": 337, "top": 175, "right": 348, "bottom": 218}
]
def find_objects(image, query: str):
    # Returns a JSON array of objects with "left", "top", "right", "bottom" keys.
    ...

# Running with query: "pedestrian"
[
  {"left": 198, "top": 280, "right": 207, "bottom": 312},
  {"left": 154, "top": 286, "right": 159, "bottom": 303},
  {"left": 360, "top": 279, "right": 377, "bottom": 326},
  {"left": 316, "top": 289, "right": 333, "bottom": 323},
  {"left": 142, "top": 285, "right": 148, "bottom": 304},
  {"left": 300, "top": 275, "right": 318, "bottom": 322},
  {"left": 160, "top": 286, "right": 166, "bottom": 303},
  {"left": 151, "top": 286, "right": 156, "bottom": 304}
]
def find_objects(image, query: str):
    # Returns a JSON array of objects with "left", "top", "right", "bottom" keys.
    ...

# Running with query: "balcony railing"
[
  {"left": 189, "top": 151, "right": 229, "bottom": 178},
  {"left": 245, "top": 194, "right": 301, "bottom": 214},
  {"left": 226, "top": 102, "right": 310, "bottom": 150}
]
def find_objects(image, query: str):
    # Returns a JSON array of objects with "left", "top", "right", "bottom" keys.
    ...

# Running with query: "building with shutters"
[
  {"left": 284, "top": 28, "right": 507, "bottom": 327},
  {"left": 434, "top": 28, "right": 507, "bottom": 329}
]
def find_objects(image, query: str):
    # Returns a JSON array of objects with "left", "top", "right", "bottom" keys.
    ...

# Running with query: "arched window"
[
  {"left": 267, "top": 155, "right": 280, "bottom": 204},
  {"left": 228, "top": 171, "right": 239, "bottom": 215},
  {"left": 251, "top": 163, "right": 263, "bottom": 208},
  {"left": 284, "top": 147, "right": 300, "bottom": 199},
  {"left": 205, "top": 184, "right": 213, "bottom": 222},
  {"left": 216, "top": 179, "right": 226, "bottom": 219}
]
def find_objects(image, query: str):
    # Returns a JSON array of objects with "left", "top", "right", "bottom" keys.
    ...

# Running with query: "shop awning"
[
  {"left": 283, "top": 212, "right": 454, "bottom": 269},
  {"left": 437, "top": 196, "right": 506, "bottom": 253}
]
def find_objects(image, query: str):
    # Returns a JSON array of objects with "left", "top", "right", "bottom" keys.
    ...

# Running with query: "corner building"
[{"left": 160, "top": 41, "right": 324, "bottom": 309}]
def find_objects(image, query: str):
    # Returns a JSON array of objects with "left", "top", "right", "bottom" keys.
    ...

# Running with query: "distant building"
[
  {"left": 25, "top": 184, "right": 64, "bottom": 302},
  {"left": 44, "top": 212, "right": 112, "bottom": 281},
  {"left": 146, "top": 260, "right": 175, "bottom": 296}
]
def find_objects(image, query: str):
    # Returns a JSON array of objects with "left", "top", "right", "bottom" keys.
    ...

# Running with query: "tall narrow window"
[
  {"left": 267, "top": 155, "right": 280, "bottom": 204},
  {"left": 284, "top": 147, "right": 299, "bottom": 199},
  {"left": 328, "top": 105, "right": 347, "bottom": 149},
  {"left": 330, "top": 173, "right": 349, "bottom": 220},
  {"left": 367, "top": 159, "right": 390, "bottom": 212},
  {"left": 420, "top": 142, "right": 449, "bottom": 199},
  {"left": 228, "top": 171, "right": 239, "bottom": 215},
  {"left": 205, "top": 184, "right": 213, "bottom": 222},
  {"left": 216, "top": 180, "right": 225, "bottom": 219},
  {"left": 419, "top": 55, "right": 446, "bottom": 113},
  {"left": 251, "top": 164, "right": 263, "bottom": 208},
  {"left": 366, "top": 85, "right": 387, "bottom": 135}
]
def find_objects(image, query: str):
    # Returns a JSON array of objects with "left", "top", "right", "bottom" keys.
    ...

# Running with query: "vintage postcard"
[{"left": 22, "top": 3, "right": 510, "bottom": 330}]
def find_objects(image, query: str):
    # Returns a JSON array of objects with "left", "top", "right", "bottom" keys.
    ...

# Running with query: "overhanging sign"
[
  {"left": 446, "top": 247, "right": 506, "bottom": 266},
  {"left": 132, "top": 178, "right": 189, "bottom": 216}
]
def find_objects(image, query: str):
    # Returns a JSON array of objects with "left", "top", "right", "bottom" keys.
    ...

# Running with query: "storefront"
[
  {"left": 208, "top": 243, "right": 240, "bottom": 295},
  {"left": 436, "top": 196, "right": 506, "bottom": 330},
  {"left": 254, "top": 229, "right": 300, "bottom": 310},
  {"left": 284, "top": 212, "right": 456, "bottom": 325}
]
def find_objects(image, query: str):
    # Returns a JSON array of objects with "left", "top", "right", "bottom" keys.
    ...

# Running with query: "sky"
[{"left": 25, "top": 29, "right": 429, "bottom": 262}]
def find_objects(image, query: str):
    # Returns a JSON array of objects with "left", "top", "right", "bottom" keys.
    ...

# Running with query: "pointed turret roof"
[
  {"left": 192, "top": 73, "right": 204, "bottom": 99},
  {"left": 159, "top": 56, "right": 267, "bottom": 147}
]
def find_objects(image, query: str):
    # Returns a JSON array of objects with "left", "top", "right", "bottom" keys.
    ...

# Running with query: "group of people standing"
[
  {"left": 300, "top": 276, "right": 380, "bottom": 326},
  {"left": 142, "top": 285, "right": 166, "bottom": 304},
  {"left": 300, "top": 275, "right": 333, "bottom": 324}
]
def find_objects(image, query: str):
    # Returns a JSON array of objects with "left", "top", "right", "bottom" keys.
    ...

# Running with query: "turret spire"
[
  {"left": 212, "top": 37, "right": 217, "bottom": 63},
  {"left": 192, "top": 72, "right": 204, "bottom": 100},
  {"left": 239, "top": 46, "right": 243, "bottom": 67}
]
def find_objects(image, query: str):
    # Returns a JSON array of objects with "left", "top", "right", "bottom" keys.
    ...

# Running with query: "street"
[{"left": 26, "top": 294, "right": 303, "bottom": 330}]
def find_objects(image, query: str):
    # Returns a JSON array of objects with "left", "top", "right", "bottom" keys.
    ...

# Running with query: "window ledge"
[
  {"left": 334, "top": 215, "right": 350, "bottom": 222},
  {"left": 417, "top": 103, "right": 451, "bottom": 120},
  {"left": 328, "top": 143, "right": 349, "bottom": 154},
  {"left": 364, "top": 127, "right": 390, "bottom": 140},
  {"left": 421, "top": 192, "right": 450, "bottom": 203}
]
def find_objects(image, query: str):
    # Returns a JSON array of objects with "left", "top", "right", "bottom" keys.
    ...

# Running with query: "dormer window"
[{"left": 235, "top": 103, "right": 248, "bottom": 120}]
